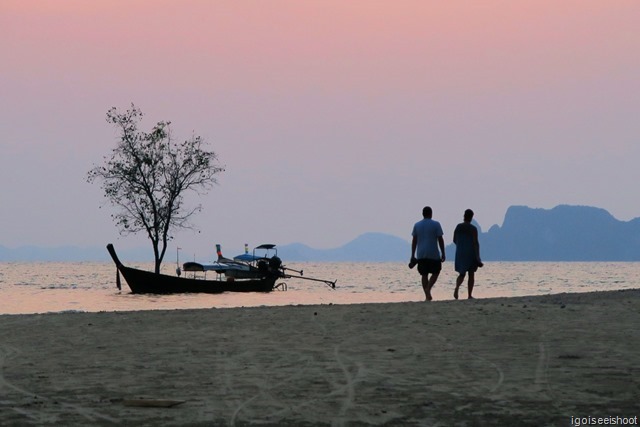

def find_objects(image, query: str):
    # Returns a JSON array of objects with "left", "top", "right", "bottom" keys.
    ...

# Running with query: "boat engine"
[{"left": 268, "top": 256, "right": 282, "bottom": 271}]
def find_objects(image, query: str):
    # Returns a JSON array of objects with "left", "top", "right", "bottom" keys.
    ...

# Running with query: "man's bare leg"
[
  {"left": 421, "top": 274, "right": 432, "bottom": 300},
  {"left": 467, "top": 272, "right": 475, "bottom": 299},
  {"left": 426, "top": 272, "right": 439, "bottom": 301}
]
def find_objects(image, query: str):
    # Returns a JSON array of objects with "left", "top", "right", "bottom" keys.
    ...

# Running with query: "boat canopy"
[
  {"left": 233, "top": 253, "right": 263, "bottom": 262},
  {"left": 183, "top": 261, "right": 247, "bottom": 273},
  {"left": 233, "top": 244, "right": 277, "bottom": 262},
  {"left": 255, "top": 244, "right": 276, "bottom": 250}
]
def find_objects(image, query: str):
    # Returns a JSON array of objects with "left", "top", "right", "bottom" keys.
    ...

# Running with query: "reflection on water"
[{"left": 0, "top": 261, "right": 639, "bottom": 314}]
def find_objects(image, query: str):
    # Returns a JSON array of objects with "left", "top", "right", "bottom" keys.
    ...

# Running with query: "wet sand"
[{"left": 0, "top": 289, "right": 638, "bottom": 426}]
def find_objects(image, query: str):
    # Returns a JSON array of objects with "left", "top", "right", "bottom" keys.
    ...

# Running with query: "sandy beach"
[{"left": 0, "top": 289, "right": 638, "bottom": 426}]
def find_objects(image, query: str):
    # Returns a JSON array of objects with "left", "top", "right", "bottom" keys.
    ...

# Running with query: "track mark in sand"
[
  {"left": 332, "top": 344, "right": 361, "bottom": 427},
  {"left": 228, "top": 355, "right": 314, "bottom": 426},
  {"left": 312, "top": 312, "right": 364, "bottom": 426},
  {"left": 533, "top": 334, "right": 563, "bottom": 411},
  {"left": 227, "top": 350, "right": 364, "bottom": 427},
  {"left": 229, "top": 315, "right": 365, "bottom": 427},
  {"left": 474, "top": 353, "right": 505, "bottom": 393},
  {"left": 534, "top": 341, "right": 548, "bottom": 392},
  {"left": 534, "top": 337, "right": 560, "bottom": 405},
  {"left": 0, "top": 345, "right": 118, "bottom": 424},
  {"left": 431, "top": 332, "right": 505, "bottom": 393},
  {"left": 0, "top": 345, "right": 52, "bottom": 423}
]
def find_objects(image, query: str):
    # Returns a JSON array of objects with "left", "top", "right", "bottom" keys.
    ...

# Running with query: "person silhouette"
[
  {"left": 453, "top": 209, "right": 483, "bottom": 299},
  {"left": 410, "top": 206, "right": 446, "bottom": 301}
]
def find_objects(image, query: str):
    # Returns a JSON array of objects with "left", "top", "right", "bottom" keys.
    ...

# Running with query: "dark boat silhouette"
[{"left": 107, "top": 243, "right": 280, "bottom": 294}]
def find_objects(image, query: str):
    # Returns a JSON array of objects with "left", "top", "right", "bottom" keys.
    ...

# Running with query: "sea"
[{"left": 1, "top": 261, "right": 639, "bottom": 315}]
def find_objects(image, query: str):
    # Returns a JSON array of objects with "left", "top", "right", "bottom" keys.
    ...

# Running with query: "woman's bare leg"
[{"left": 454, "top": 273, "right": 465, "bottom": 299}]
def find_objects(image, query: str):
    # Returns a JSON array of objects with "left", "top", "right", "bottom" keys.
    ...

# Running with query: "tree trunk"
[{"left": 153, "top": 241, "right": 161, "bottom": 274}]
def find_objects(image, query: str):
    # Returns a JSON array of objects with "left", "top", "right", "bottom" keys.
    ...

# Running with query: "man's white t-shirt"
[{"left": 412, "top": 218, "right": 444, "bottom": 260}]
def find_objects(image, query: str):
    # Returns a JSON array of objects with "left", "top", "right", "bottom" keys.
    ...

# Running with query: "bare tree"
[{"left": 88, "top": 104, "right": 224, "bottom": 273}]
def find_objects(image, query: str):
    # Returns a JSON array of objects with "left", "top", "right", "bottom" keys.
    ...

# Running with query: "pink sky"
[{"left": 2, "top": 1, "right": 639, "bottom": 255}]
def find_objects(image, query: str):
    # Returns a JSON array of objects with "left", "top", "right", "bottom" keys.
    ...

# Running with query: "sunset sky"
[{"left": 2, "top": 1, "right": 639, "bottom": 258}]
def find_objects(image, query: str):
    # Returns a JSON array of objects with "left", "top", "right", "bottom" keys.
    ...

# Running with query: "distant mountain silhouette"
[
  {"left": 278, "top": 232, "right": 410, "bottom": 262},
  {"left": 2, "top": 205, "right": 638, "bottom": 262},
  {"left": 474, "top": 205, "right": 640, "bottom": 261}
]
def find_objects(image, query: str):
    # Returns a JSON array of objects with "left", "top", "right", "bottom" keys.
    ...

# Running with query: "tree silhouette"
[{"left": 88, "top": 104, "right": 224, "bottom": 273}]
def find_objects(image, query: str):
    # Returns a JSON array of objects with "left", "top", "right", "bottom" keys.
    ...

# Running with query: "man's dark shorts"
[{"left": 417, "top": 258, "right": 442, "bottom": 276}]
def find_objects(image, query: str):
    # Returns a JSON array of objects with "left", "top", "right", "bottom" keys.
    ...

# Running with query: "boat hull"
[{"left": 107, "top": 244, "right": 278, "bottom": 294}]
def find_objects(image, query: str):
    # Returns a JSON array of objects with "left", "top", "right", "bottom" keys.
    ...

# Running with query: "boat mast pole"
[{"left": 176, "top": 247, "right": 182, "bottom": 276}]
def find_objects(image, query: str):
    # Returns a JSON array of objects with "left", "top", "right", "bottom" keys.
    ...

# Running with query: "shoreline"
[
  {"left": 1, "top": 289, "right": 638, "bottom": 425},
  {"left": 2, "top": 260, "right": 639, "bottom": 315},
  {"left": 3, "top": 285, "right": 639, "bottom": 316}
]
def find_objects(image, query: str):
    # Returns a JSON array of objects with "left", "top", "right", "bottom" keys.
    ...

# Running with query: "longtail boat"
[
  {"left": 107, "top": 244, "right": 279, "bottom": 293},
  {"left": 107, "top": 243, "right": 336, "bottom": 294}
]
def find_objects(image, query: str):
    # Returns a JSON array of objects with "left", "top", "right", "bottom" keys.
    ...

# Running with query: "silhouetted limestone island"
[{"left": 479, "top": 205, "right": 640, "bottom": 261}]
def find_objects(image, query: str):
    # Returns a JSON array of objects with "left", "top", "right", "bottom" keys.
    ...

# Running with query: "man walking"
[{"left": 410, "top": 206, "right": 446, "bottom": 301}]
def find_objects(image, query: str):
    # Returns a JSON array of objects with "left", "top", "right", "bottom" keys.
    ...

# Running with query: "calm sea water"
[{"left": 1, "top": 261, "right": 639, "bottom": 315}]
